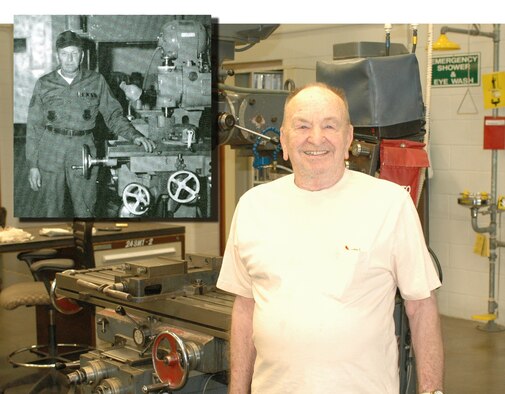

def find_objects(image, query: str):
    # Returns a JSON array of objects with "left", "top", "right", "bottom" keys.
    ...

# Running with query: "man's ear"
[
  {"left": 280, "top": 127, "right": 289, "bottom": 161},
  {"left": 344, "top": 125, "right": 354, "bottom": 160}
]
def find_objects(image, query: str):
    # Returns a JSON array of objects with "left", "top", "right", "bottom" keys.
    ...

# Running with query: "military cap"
[{"left": 56, "top": 30, "right": 84, "bottom": 49}]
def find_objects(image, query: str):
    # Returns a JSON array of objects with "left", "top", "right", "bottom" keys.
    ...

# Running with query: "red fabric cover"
[{"left": 379, "top": 139, "right": 429, "bottom": 204}]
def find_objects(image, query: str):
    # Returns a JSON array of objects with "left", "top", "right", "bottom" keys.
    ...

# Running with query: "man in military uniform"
[{"left": 26, "top": 30, "right": 156, "bottom": 218}]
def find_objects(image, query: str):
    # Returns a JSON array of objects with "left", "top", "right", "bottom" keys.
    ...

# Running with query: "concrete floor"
[
  {"left": 0, "top": 305, "right": 504, "bottom": 393},
  {"left": 442, "top": 315, "right": 505, "bottom": 393}
]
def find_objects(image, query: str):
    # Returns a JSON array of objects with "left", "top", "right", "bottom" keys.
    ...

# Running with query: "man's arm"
[
  {"left": 26, "top": 80, "right": 45, "bottom": 172},
  {"left": 26, "top": 80, "right": 47, "bottom": 190},
  {"left": 405, "top": 291, "right": 444, "bottom": 393},
  {"left": 229, "top": 295, "right": 256, "bottom": 394},
  {"left": 97, "top": 75, "right": 155, "bottom": 152}
]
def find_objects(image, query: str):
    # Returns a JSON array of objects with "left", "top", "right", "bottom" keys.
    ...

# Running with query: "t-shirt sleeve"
[
  {"left": 216, "top": 200, "right": 254, "bottom": 298},
  {"left": 392, "top": 193, "right": 442, "bottom": 300}
]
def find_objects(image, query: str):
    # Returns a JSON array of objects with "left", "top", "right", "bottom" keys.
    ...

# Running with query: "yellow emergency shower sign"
[{"left": 482, "top": 71, "right": 505, "bottom": 109}]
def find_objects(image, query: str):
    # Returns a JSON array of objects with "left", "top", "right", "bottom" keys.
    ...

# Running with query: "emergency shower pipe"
[
  {"left": 440, "top": 25, "right": 496, "bottom": 40},
  {"left": 442, "top": 24, "right": 502, "bottom": 331}
]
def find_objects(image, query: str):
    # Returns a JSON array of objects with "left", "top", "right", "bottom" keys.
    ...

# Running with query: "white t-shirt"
[
  {"left": 58, "top": 69, "right": 75, "bottom": 84},
  {"left": 217, "top": 169, "right": 441, "bottom": 394}
]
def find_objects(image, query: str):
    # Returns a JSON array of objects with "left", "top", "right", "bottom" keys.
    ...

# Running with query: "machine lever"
[
  {"left": 55, "top": 360, "right": 80, "bottom": 370},
  {"left": 76, "top": 278, "right": 102, "bottom": 291},
  {"left": 234, "top": 124, "right": 280, "bottom": 145},
  {"left": 104, "top": 287, "right": 132, "bottom": 301},
  {"left": 76, "top": 279, "right": 132, "bottom": 301},
  {"left": 139, "top": 339, "right": 155, "bottom": 358},
  {"left": 142, "top": 382, "right": 170, "bottom": 393},
  {"left": 186, "top": 128, "right": 194, "bottom": 149},
  {"left": 115, "top": 306, "right": 140, "bottom": 327}
]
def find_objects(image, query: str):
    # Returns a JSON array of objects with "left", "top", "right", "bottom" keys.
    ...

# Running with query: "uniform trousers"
[{"left": 36, "top": 130, "right": 98, "bottom": 217}]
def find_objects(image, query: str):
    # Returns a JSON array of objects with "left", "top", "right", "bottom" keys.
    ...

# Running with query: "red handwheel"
[
  {"left": 151, "top": 331, "right": 189, "bottom": 390},
  {"left": 50, "top": 280, "right": 83, "bottom": 315}
]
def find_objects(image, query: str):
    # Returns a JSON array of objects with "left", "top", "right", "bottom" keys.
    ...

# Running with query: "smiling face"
[
  {"left": 280, "top": 85, "right": 354, "bottom": 191},
  {"left": 57, "top": 46, "right": 83, "bottom": 78}
]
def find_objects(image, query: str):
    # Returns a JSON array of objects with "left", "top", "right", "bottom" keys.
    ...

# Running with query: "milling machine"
[
  {"left": 72, "top": 17, "right": 213, "bottom": 219},
  {"left": 55, "top": 254, "right": 230, "bottom": 393}
]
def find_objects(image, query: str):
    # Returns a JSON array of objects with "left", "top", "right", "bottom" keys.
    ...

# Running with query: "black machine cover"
[{"left": 316, "top": 54, "right": 425, "bottom": 135}]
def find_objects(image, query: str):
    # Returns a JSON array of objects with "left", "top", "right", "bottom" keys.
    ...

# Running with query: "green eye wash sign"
[{"left": 432, "top": 53, "right": 480, "bottom": 87}]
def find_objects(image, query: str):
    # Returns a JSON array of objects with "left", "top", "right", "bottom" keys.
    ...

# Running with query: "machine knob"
[
  {"left": 66, "top": 360, "right": 117, "bottom": 385},
  {"left": 95, "top": 378, "right": 125, "bottom": 394},
  {"left": 351, "top": 142, "right": 371, "bottom": 157},
  {"left": 217, "top": 112, "right": 236, "bottom": 131}
]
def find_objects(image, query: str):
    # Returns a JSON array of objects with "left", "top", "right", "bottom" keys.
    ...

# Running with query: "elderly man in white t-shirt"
[{"left": 217, "top": 82, "right": 444, "bottom": 394}]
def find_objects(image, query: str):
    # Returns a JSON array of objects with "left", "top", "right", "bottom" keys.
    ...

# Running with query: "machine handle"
[
  {"left": 76, "top": 279, "right": 132, "bottom": 301},
  {"left": 141, "top": 382, "right": 171, "bottom": 393},
  {"left": 72, "top": 144, "right": 110, "bottom": 179},
  {"left": 71, "top": 144, "right": 93, "bottom": 179},
  {"left": 167, "top": 171, "right": 200, "bottom": 204},
  {"left": 149, "top": 330, "right": 190, "bottom": 391},
  {"left": 50, "top": 280, "right": 83, "bottom": 315}
]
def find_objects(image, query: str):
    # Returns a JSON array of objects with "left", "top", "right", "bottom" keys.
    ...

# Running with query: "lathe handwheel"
[
  {"left": 71, "top": 144, "right": 94, "bottom": 179},
  {"left": 167, "top": 170, "right": 200, "bottom": 204},
  {"left": 50, "top": 279, "right": 82, "bottom": 315},
  {"left": 82, "top": 144, "right": 92, "bottom": 179},
  {"left": 122, "top": 183, "right": 151, "bottom": 215},
  {"left": 151, "top": 331, "right": 189, "bottom": 390}
]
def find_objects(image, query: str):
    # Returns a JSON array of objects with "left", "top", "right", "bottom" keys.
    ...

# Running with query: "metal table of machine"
[{"left": 55, "top": 255, "right": 233, "bottom": 339}]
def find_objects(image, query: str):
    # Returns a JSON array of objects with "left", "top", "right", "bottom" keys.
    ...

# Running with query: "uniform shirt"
[
  {"left": 217, "top": 170, "right": 441, "bottom": 394},
  {"left": 26, "top": 68, "right": 143, "bottom": 168}
]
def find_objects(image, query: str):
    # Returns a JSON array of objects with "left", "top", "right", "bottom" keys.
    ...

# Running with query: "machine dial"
[{"left": 133, "top": 327, "right": 149, "bottom": 346}]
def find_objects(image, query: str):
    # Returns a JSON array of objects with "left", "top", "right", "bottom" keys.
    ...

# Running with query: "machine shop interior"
[{"left": 0, "top": 17, "right": 505, "bottom": 394}]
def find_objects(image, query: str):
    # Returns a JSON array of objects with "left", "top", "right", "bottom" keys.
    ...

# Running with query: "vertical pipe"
[
  {"left": 48, "top": 307, "right": 57, "bottom": 357},
  {"left": 487, "top": 24, "right": 500, "bottom": 326},
  {"left": 384, "top": 24, "right": 392, "bottom": 56},
  {"left": 421, "top": 25, "right": 435, "bottom": 243}
]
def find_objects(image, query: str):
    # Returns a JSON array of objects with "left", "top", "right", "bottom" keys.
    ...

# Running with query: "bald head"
[{"left": 282, "top": 82, "right": 351, "bottom": 128}]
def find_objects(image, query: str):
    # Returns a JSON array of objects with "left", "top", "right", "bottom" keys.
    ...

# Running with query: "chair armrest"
[{"left": 30, "top": 258, "right": 75, "bottom": 272}]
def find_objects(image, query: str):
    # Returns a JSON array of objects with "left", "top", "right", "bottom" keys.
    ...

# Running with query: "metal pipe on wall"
[
  {"left": 443, "top": 24, "right": 503, "bottom": 331},
  {"left": 486, "top": 24, "right": 501, "bottom": 332}
]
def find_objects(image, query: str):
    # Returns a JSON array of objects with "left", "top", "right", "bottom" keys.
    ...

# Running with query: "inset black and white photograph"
[{"left": 13, "top": 15, "right": 215, "bottom": 220}]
